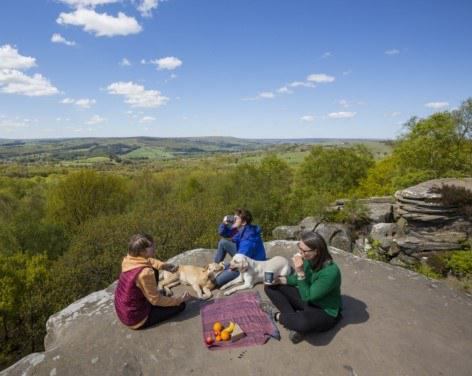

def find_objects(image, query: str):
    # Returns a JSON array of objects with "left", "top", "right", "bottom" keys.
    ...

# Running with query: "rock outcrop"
[
  {"left": 3, "top": 243, "right": 472, "bottom": 376},
  {"left": 376, "top": 178, "right": 472, "bottom": 264},
  {"left": 273, "top": 217, "right": 353, "bottom": 252}
]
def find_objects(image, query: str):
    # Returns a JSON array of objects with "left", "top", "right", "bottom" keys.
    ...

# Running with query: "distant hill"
[{"left": 0, "top": 137, "right": 392, "bottom": 164}]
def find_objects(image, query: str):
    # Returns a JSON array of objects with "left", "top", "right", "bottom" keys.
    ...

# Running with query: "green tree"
[
  {"left": 394, "top": 113, "right": 472, "bottom": 178},
  {"left": 47, "top": 170, "right": 130, "bottom": 231}
]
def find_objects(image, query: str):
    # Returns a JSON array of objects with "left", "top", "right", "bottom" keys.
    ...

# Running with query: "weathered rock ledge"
[{"left": 2, "top": 242, "right": 472, "bottom": 376}]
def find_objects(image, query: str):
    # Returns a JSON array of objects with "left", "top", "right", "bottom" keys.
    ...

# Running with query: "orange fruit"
[
  {"left": 214, "top": 330, "right": 221, "bottom": 336},
  {"left": 213, "top": 321, "right": 223, "bottom": 332},
  {"left": 221, "top": 331, "right": 231, "bottom": 341},
  {"left": 215, "top": 335, "right": 222, "bottom": 342}
]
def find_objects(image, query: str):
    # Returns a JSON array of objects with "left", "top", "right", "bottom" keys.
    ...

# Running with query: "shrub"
[{"left": 445, "top": 250, "right": 472, "bottom": 278}]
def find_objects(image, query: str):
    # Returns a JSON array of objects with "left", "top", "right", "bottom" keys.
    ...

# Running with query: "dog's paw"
[{"left": 223, "top": 290, "right": 232, "bottom": 296}]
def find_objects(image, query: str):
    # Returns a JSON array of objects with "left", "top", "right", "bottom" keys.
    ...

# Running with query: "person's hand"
[
  {"left": 223, "top": 215, "right": 230, "bottom": 224},
  {"left": 273, "top": 276, "right": 287, "bottom": 285},
  {"left": 179, "top": 291, "right": 193, "bottom": 302},
  {"left": 292, "top": 254, "right": 304, "bottom": 273},
  {"left": 163, "top": 263, "right": 178, "bottom": 273}
]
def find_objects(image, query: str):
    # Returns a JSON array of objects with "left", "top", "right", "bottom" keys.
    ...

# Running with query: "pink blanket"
[{"left": 200, "top": 291, "right": 280, "bottom": 350}]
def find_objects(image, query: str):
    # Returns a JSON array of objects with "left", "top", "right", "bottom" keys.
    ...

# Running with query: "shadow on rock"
[{"left": 304, "top": 295, "right": 369, "bottom": 346}]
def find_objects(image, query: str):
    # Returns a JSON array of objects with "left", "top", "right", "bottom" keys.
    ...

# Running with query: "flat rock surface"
[{"left": 3, "top": 242, "right": 472, "bottom": 376}]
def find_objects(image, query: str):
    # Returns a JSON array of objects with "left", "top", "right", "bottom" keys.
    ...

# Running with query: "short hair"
[
  {"left": 128, "top": 233, "right": 154, "bottom": 257},
  {"left": 235, "top": 208, "right": 253, "bottom": 224}
]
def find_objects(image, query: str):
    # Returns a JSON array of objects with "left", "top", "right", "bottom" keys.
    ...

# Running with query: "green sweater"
[{"left": 287, "top": 260, "right": 342, "bottom": 317}]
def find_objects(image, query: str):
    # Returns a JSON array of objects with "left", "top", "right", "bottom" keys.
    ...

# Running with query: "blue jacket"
[{"left": 218, "top": 223, "right": 266, "bottom": 261}]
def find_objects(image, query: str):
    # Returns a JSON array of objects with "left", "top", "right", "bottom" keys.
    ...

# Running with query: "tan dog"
[{"left": 159, "top": 262, "right": 225, "bottom": 299}]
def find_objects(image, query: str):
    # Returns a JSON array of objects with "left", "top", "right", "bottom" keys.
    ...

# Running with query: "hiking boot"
[
  {"left": 260, "top": 301, "right": 280, "bottom": 322},
  {"left": 289, "top": 330, "right": 304, "bottom": 344}
]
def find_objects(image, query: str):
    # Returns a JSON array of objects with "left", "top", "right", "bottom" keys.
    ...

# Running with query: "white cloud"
[
  {"left": 107, "top": 81, "right": 169, "bottom": 108},
  {"left": 342, "top": 70, "right": 352, "bottom": 76},
  {"left": 390, "top": 111, "right": 401, "bottom": 117},
  {"left": 425, "top": 102, "right": 449, "bottom": 110},
  {"left": 119, "top": 58, "right": 131, "bottom": 66},
  {"left": 0, "top": 69, "right": 59, "bottom": 96},
  {"left": 51, "top": 33, "right": 76, "bottom": 46},
  {"left": 57, "top": 9, "right": 142, "bottom": 37},
  {"left": 86, "top": 114, "right": 106, "bottom": 124},
  {"left": 57, "top": 0, "right": 119, "bottom": 7},
  {"left": 139, "top": 116, "right": 155, "bottom": 123},
  {"left": 140, "top": 59, "right": 147, "bottom": 64},
  {"left": 289, "top": 81, "right": 315, "bottom": 88},
  {"left": 258, "top": 91, "right": 274, "bottom": 99},
  {"left": 328, "top": 111, "right": 356, "bottom": 119},
  {"left": 0, "top": 116, "right": 31, "bottom": 130},
  {"left": 307, "top": 73, "right": 335, "bottom": 83},
  {"left": 61, "top": 97, "right": 96, "bottom": 108},
  {"left": 339, "top": 99, "right": 349, "bottom": 108},
  {"left": 385, "top": 49, "right": 400, "bottom": 55},
  {"left": 150, "top": 56, "right": 183, "bottom": 70},
  {"left": 137, "top": 0, "right": 159, "bottom": 17},
  {"left": 0, "top": 44, "right": 36, "bottom": 70},
  {"left": 321, "top": 51, "right": 332, "bottom": 59},
  {"left": 300, "top": 115, "right": 315, "bottom": 123},
  {"left": 277, "top": 86, "right": 293, "bottom": 94}
]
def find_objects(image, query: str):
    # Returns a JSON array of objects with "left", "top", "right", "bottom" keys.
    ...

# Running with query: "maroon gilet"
[{"left": 114, "top": 267, "right": 151, "bottom": 326}]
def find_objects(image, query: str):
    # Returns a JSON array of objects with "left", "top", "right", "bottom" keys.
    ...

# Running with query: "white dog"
[
  {"left": 159, "top": 262, "right": 225, "bottom": 300},
  {"left": 220, "top": 254, "right": 291, "bottom": 296}
]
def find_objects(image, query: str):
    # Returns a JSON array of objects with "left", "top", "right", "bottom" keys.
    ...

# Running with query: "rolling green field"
[{"left": 0, "top": 137, "right": 393, "bottom": 166}]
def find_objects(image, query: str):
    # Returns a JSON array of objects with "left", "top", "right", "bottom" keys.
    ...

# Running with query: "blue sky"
[{"left": 0, "top": 0, "right": 471, "bottom": 139}]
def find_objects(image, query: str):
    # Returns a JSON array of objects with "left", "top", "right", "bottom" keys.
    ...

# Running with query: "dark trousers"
[
  {"left": 264, "top": 285, "right": 339, "bottom": 334},
  {"left": 140, "top": 302, "right": 186, "bottom": 329},
  {"left": 140, "top": 267, "right": 186, "bottom": 329}
]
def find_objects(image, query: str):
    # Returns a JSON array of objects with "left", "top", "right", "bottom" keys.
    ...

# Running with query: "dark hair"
[
  {"left": 235, "top": 208, "right": 253, "bottom": 225},
  {"left": 300, "top": 231, "right": 332, "bottom": 271},
  {"left": 128, "top": 233, "right": 154, "bottom": 257}
]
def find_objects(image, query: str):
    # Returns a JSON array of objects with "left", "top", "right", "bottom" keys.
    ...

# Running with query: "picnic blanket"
[{"left": 200, "top": 291, "right": 280, "bottom": 350}]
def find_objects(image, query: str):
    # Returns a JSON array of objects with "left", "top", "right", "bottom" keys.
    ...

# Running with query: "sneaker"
[
  {"left": 289, "top": 330, "right": 304, "bottom": 344},
  {"left": 260, "top": 301, "right": 280, "bottom": 322}
]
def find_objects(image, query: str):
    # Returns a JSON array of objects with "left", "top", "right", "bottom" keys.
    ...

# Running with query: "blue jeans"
[
  {"left": 214, "top": 238, "right": 237, "bottom": 263},
  {"left": 215, "top": 268, "right": 240, "bottom": 287},
  {"left": 214, "top": 238, "right": 239, "bottom": 287}
]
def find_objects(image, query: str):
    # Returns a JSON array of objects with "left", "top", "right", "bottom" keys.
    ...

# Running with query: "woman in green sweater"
[{"left": 264, "top": 231, "right": 342, "bottom": 343}]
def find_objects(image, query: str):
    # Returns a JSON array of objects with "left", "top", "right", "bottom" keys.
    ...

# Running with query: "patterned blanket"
[{"left": 200, "top": 291, "right": 280, "bottom": 350}]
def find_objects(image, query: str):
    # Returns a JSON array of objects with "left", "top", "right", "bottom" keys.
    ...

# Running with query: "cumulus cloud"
[
  {"left": 0, "top": 44, "right": 36, "bottom": 70},
  {"left": 139, "top": 116, "right": 155, "bottom": 123},
  {"left": 258, "top": 91, "right": 274, "bottom": 99},
  {"left": 289, "top": 81, "right": 315, "bottom": 88},
  {"left": 86, "top": 114, "right": 106, "bottom": 124},
  {"left": 307, "top": 73, "right": 335, "bottom": 83},
  {"left": 277, "top": 86, "right": 293, "bottom": 94},
  {"left": 0, "top": 69, "right": 59, "bottom": 96},
  {"left": 51, "top": 33, "right": 76, "bottom": 46},
  {"left": 57, "top": 0, "right": 119, "bottom": 7},
  {"left": 61, "top": 97, "right": 96, "bottom": 108},
  {"left": 300, "top": 115, "right": 315, "bottom": 123},
  {"left": 385, "top": 49, "right": 400, "bottom": 55},
  {"left": 425, "top": 102, "right": 449, "bottom": 110},
  {"left": 107, "top": 81, "right": 169, "bottom": 108},
  {"left": 328, "top": 111, "right": 356, "bottom": 119},
  {"left": 57, "top": 8, "right": 142, "bottom": 37},
  {"left": 119, "top": 58, "right": 131, "bottom": 66},
  {"left": 137, "top": 0, "right": 159, "bottom": 17},
  {"left": 150, "top": 56, "right": 183, "bottom": 70}
]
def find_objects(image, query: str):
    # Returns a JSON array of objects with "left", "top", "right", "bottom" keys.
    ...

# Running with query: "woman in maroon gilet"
[{"left": 114, "top": 234, "right": 192, "bottom": 329}]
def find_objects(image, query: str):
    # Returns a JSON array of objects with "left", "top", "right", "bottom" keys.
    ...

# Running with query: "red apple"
[{"left": 205, "top": 335, "right": 214, "bottom": 345}]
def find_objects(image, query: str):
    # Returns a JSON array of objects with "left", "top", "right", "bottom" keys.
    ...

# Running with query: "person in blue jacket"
[{"left": 214, "top": 208, "right": 266, "bottom": 287}]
